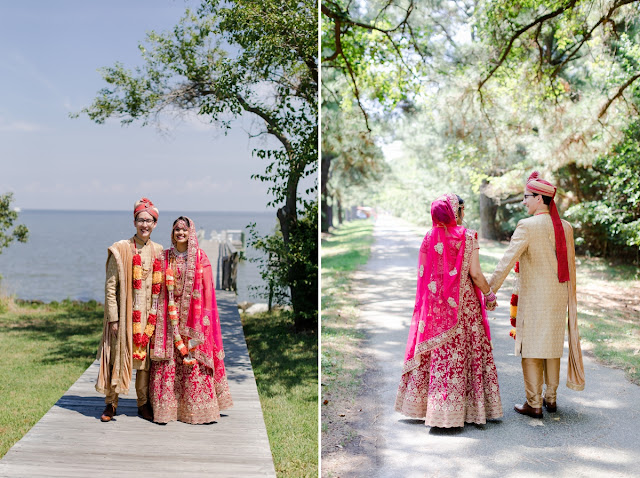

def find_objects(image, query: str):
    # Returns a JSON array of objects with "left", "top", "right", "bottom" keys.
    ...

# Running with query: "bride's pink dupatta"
[
  {"left": 401, "top": 193, "right": 488, "bottom": 374},
  {"left": 151, "top": 217, "right": 231, "bottom": 406}
]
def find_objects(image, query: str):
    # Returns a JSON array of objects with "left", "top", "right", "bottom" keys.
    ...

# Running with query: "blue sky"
[{"left": 0, "top": 0, "right": 301, "bottom": 212}]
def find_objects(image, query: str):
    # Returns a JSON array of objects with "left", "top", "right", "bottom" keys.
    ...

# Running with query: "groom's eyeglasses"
[
  {"left": 523, "top": 194, "right": 537, "bottom": 200},
  {"left": 135, "top": 219, "right": 155, "bottom": 225}
]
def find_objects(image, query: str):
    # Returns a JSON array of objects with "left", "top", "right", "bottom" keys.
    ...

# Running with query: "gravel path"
[{"left": 345, "top": 215, "right": 640, "bottom": 478}]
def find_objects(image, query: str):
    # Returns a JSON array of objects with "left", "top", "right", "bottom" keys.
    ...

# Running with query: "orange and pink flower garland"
[
  {"left": 509, "top": 261, "right": 519, "bottom": 339},
  {"left": 132, "top": 254, "right": 162, "bottom": 361},
  {"left": 165, "top": 265, "right": 197, "bottom": 366}
]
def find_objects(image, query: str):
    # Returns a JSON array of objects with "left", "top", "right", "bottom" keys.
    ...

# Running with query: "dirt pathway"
[{"left": 337, "top": 215, "right": 640, "bottom": 478}]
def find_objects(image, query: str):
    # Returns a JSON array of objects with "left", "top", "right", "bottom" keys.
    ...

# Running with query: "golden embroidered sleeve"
[
  {"left": 105, "top": 254, "right": 119, "bottom": 323},
  {"left": 489, "top": 220, "right": 530, "bottom": 293}
]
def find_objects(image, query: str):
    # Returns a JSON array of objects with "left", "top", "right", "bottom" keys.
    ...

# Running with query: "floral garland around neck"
[
  {"left": 166, "top": 255, "right": 198, "bottom": 366},
  {"left": 509, "top": 261, "right": 520, "bottom": 340},
  {"left": 132, "top": 252, "right": 162, "bottom": 361}
]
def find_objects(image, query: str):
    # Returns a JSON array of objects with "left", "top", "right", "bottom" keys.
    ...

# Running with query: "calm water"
[{"left": 0, "top": 210, "right": 278, "bottom": 303}]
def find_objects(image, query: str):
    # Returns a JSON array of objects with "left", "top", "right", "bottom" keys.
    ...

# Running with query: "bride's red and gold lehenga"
[
  {"left": 150, "top": 217, "right": 233, "bottom": 424},
  {"left": 395, "top": 194, "right": 503, "bottom": 428}
]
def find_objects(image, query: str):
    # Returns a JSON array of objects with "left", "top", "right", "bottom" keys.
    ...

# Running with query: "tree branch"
[
  {"left": 328, "top": 14, "right": 371, "bottom": 131},
  {"left": 598, "top": 72, "right": 640, "bottom": 118},
  {"left": 322, "top": 15, "right": 342, "bottom": 62},
  {"left": 478, "top": 0, "right": 578, "bottom": 91},
  {"left": 234, "top": 94, "right": 295, "bottom": 155},
  {"left": 321, "top": 2, "right": 413, "bottom": 35},
  {"left": 550, "top": 0, "right": 638, "bottom": 78}
]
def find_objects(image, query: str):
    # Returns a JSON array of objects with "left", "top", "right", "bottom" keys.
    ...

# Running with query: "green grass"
[
  {"left": 572, "top": 255, "right": 640, "bottom": 384},
  {"left": 321, "top": 219, "right": 374, "bottom": 391},
  {"left": 242, "top": 310, "right": 318, "bottom": 478},
  {"left": 321, "top": 219, "right": 374, "bottom": 450},
  {"left": 0, "top": 298, "right": 103, "bottom": 458},
  {"left": 478, "top": 239, "right": 640, "bottom": 384},
  {"left": 577, "top": 308, "right": 640, "bottom": 384},
  {"left": 1, "top": 297, "right": 319, "bottom": 475}
]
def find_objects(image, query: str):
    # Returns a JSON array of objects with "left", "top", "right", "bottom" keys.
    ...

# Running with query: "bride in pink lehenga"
[
  {"left": 395, "top": 194, "right": 503, "bottom": 428},
  {"left": 150, "top": 216, "right": 233, "bottom": 424}
]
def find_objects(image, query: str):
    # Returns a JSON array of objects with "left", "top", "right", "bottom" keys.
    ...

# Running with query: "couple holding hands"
[{"left": 395, "top": 172, "right": 585, "bottom": 428}]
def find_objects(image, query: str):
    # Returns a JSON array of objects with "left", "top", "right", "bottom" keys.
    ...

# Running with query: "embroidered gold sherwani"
[
  {"left": 489, "top": 213, "right": 584, "bottom": 391},
  {"left": 489, "top": 214, "right": 570, "bottom": 358},
  {"left": 96, "top": 236, "right": 163, "bottom": 402},
  {"left": 106, "top": 236, "right": 161, "bottom": 371}
]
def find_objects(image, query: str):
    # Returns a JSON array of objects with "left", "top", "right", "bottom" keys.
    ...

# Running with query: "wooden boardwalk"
[{"left": 0, "top": 291, "right": 276, "bottom": 477}]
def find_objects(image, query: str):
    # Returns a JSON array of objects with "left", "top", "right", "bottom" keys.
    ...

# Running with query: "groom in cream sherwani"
[{"left": 488, "top": 172, "right": 585, "bottom": 419}]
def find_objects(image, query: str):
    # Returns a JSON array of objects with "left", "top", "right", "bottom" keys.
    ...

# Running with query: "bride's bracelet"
[{"left": 484, "top": 289, "right": 496, "bottom": 303}]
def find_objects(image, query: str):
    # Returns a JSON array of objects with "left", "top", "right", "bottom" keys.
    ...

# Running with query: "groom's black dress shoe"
[
  {"left": 100, "top": 404, "right": 116, "bottom": 422},
  {"left": 543, "top": 398, "right": 557, "bottom": 412},
  {"left": 138, "top": 402, "right": 154, "bottom": 421},
  {"left": 514, "top": 402, "right": 543, "bottom": 418}
]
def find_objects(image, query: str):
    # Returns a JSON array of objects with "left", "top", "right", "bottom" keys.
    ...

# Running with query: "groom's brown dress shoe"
[
  {"left": 138, "top": 402, "right": 154, "bottom": 422},
  {"left": 543, "top": 399, "right": 557, "bottom": 412},
  {"left": 514, "top": 402, "right": 543, "bottom": 418},
  {"left": 101, "top": 404, "right": 116, "bottom": 422}
]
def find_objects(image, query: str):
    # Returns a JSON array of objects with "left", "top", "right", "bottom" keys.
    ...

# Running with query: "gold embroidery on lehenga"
[
  {"left": 396, "top": 229, "right": 502, "bottom": 427},
  {"left": 434, "top": 242, "right": 444, "bottom": 254},
  {"left": 418, "top": 320, "right": 426, "bottom": 333},
  {"left": 449, "top": 267, "right": 457, "bottom": 276},
  {"left": 428, "top": 281, "right": 437, "bottom": 293},
  {"left": 419, "top": 264, "right": 424, "bottom": 277},
  {"left": 447, "top": 297, "right": 457, "bottom": 308}
]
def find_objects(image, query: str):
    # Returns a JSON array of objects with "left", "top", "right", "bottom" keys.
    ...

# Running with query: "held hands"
[
  {"left": 484, "top": 288, "right": 498, "bottom": 311},
  {"left": 110, "top": 322, "right": 118, "bottom": 335}
]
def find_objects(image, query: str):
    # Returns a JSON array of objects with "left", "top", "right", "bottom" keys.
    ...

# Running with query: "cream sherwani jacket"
[
  {"left": 105, "top": 236, "right": 163, "bottom": 372},
  {"left": 489, "top": 214, "right": 572, "bottom": 359}
]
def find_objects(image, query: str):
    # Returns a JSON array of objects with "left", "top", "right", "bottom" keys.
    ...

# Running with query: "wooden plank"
[{"left": 0, "top": 291, "right": 276, "bottom": 477}]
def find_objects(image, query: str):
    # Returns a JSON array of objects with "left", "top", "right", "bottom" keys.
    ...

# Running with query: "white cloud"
[
  {"left": 0, "top": 117, "right": 45, "bottom": 132},
  {"left": 185, "top": 175, "right": 234, "bottom": 192}
]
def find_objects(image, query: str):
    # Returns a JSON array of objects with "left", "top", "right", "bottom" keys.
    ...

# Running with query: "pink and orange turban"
[
  {"left": 133, "top": 197, "right": 159, "bottom": 220},
  {"left": 526, "top": 172, "right": 569, "bottom": 283}
]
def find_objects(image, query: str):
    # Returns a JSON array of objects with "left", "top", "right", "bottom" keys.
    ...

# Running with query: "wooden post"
[{"left": 268, "top": 252, "right": 273, "bottom": 312}]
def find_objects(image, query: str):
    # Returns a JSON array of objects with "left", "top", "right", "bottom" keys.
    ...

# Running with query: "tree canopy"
[
  {"left": 80, "top": 0, "right": 318, "bottom": 327},
  {"left": 322, "top": 0, "right": 640, "bottom": 259}
]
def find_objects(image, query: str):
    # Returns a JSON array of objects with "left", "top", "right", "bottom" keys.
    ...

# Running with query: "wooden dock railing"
[{"left": 198, "top": 230, "right": 242, "bottom": 292}]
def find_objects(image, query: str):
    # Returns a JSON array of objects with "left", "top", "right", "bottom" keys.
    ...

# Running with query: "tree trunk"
[
  {"left": 479, "top": 180, "right": 499, "bottom": 240},
  {"left": 321, "top": 152, "right": 335, "bottom": 232},
  {"left": 337, "top": 199, "right": 343, "bottom": 225},
  {"left": 321, "top": 198, "right": 332, "bottom": 232},
  {"left": 278, "top": 203, "right": 317, "bottom": 331}
]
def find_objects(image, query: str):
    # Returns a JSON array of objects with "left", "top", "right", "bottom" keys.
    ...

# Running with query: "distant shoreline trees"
[{"left": 0, "top": 192, "right": 28, "bottom": 257}]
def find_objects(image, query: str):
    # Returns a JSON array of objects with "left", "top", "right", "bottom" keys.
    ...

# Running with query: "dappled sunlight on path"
[{"left": 344, "top": 214, "right": 640, "bottom": 478}]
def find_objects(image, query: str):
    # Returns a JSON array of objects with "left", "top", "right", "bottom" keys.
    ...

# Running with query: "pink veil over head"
[
  {"left": 401, "top": 194, "right": 473, "bottom": 373},
  {"left": 151, "top": 217, "right": 229, "bottom": 388}
]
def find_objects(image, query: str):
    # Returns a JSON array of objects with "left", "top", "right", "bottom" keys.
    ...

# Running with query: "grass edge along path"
[
  {"left": 241, "top": 310, "right": 318, "bottom": 478},
  {"left": 320, "top": 219, "right": 374, "bottom": 453},
  {"left": 0, "top": 298, "right": 104, "bottom": 459}
]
